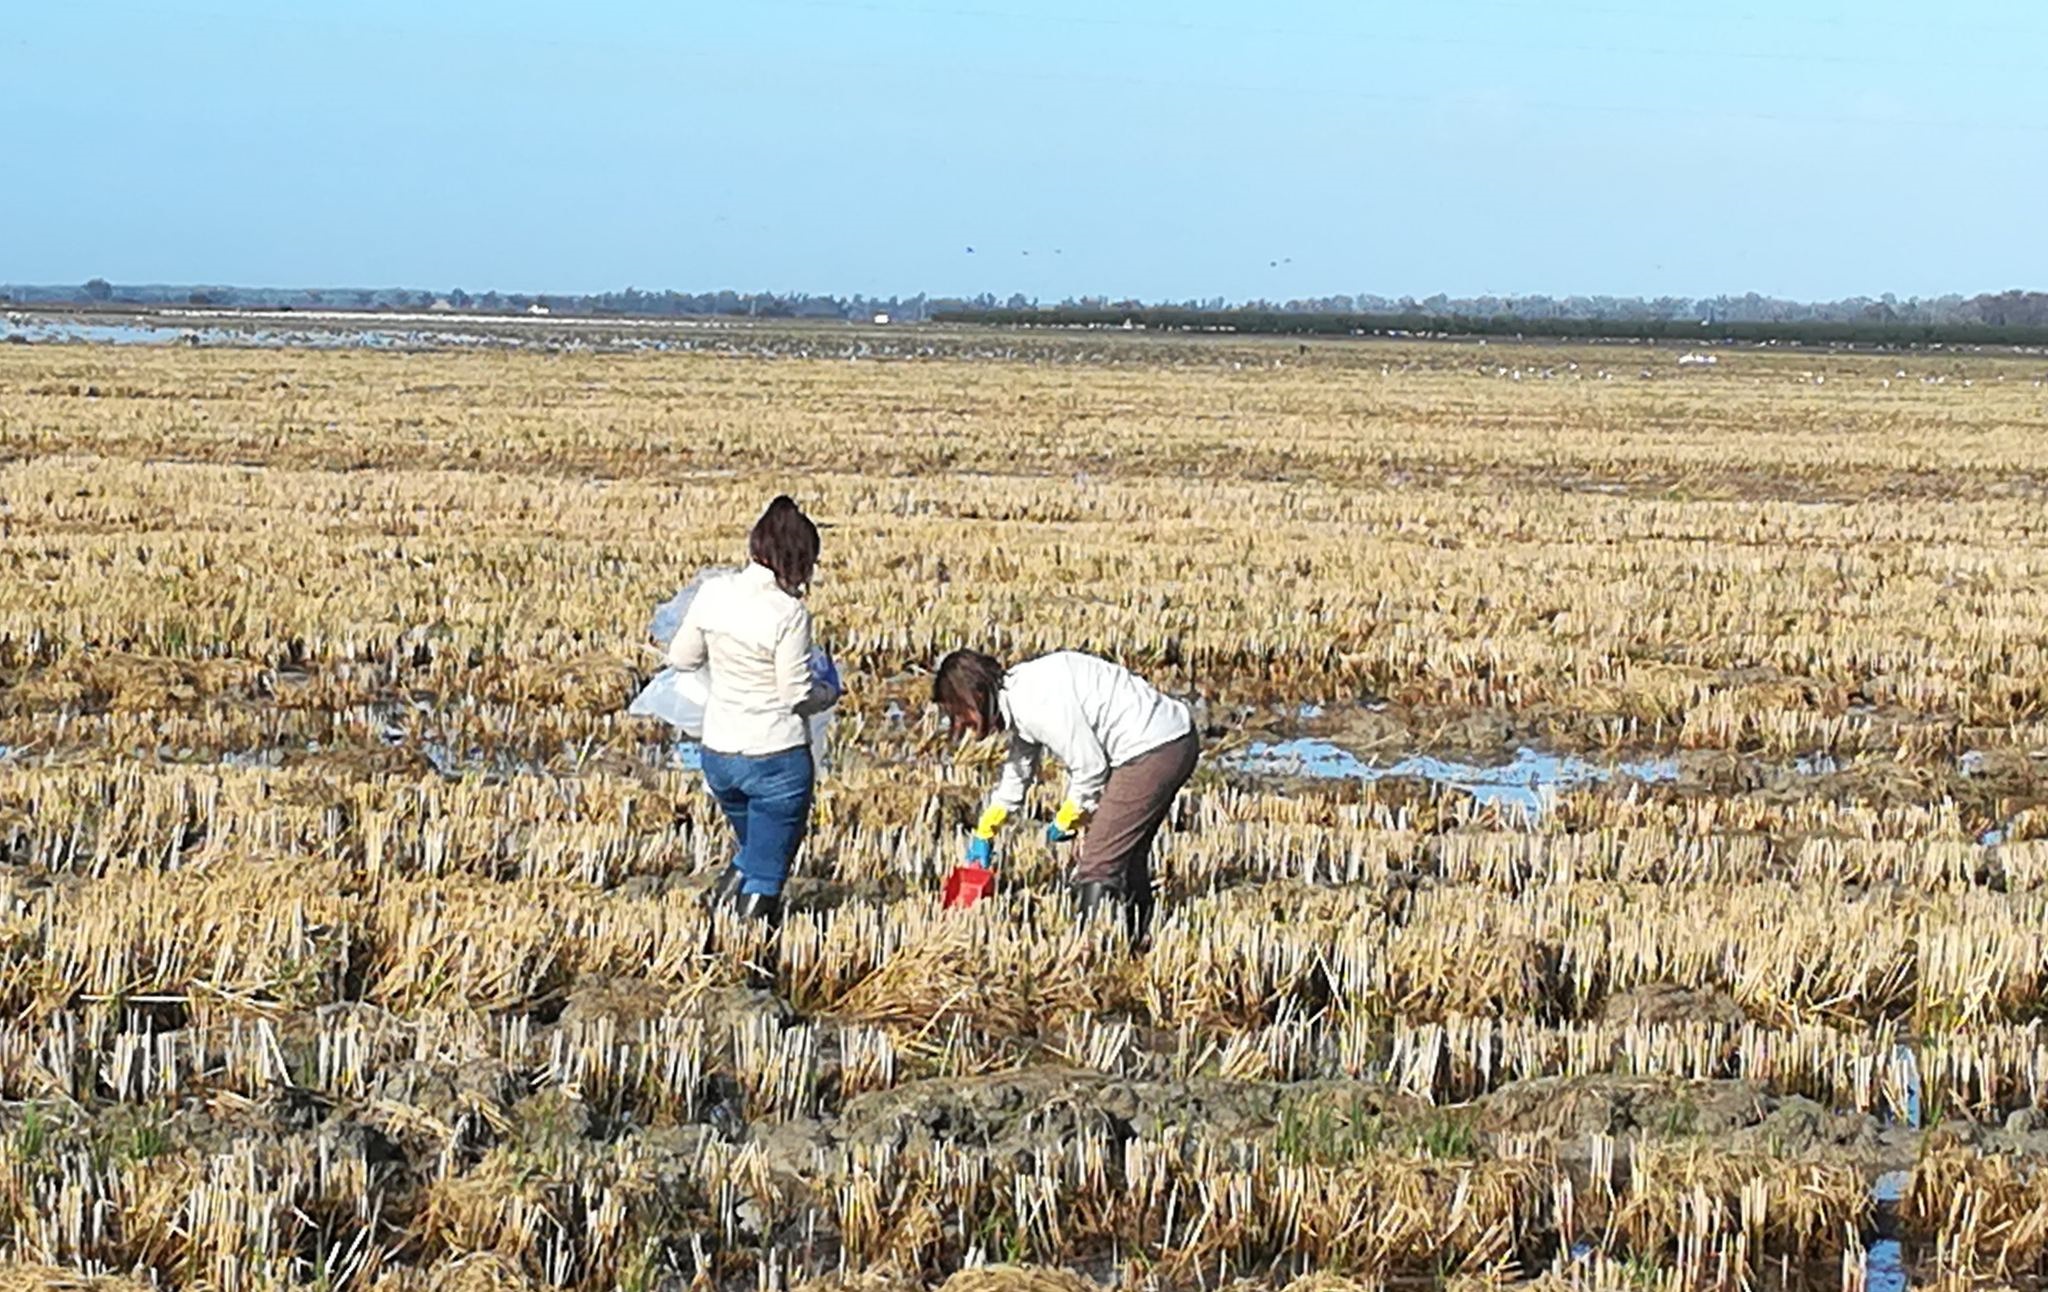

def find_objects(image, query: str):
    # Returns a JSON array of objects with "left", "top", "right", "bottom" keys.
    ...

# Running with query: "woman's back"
[
  {"left": 1007, "top": 650, "right": 1191, "bottom": 766},
  {"left": 675, "top": 563, "right": 814, "bottom": 756}
]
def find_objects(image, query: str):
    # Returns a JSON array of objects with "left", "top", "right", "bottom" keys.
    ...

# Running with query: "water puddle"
[
  {"left": 218, "top": 748, "right": 288, "bottom": 770},
  {"left": 6, "top": 309, "right": 895, "bottom": 358},
  {"left": 3, "top": 318, "right": 173, "bottom": 345},
  {"left": 1859, "top": 1045, "right": 1922, "bottom": 1290},
  {"left": 4, "top": 312, "right": 510, "bottom": 351},
  {"left": 1871, "top": 1172, "right": 1909, "bottom": 1204},
  {"left": 1864, "top": 1238, "right": 1907, "bottom": 1292},
  {"left": 1227, "top": 741, "right": 1679, "bottom": 817}
]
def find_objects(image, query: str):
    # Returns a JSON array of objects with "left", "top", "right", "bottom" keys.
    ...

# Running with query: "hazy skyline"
[{"left": 9, "top": 0, "right": 2046, "bottom": 303}]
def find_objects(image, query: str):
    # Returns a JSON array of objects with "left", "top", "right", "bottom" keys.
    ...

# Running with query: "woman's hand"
[{"left": 1045, "top": 800, "right": 1088, "bottom": 844}]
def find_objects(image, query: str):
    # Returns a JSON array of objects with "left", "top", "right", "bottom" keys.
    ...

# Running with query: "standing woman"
[
  {"left": 933, "top": 649, "right": 1198, "bottom": 945},
  {"left": 668, "top": 496, "right": 837, "bottom": 924}
]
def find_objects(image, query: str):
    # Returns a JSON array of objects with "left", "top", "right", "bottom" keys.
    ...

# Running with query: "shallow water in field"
[
  {"left": 1865, "top": 1238, "right": 1907, "bottom": 1292},
  {"left": 1227, "top": 740, "right": 1679, "bottom": 817},
  {"left": 2, "top": 318, "right": 172, "bottom": 345},
  {"left": 2, "top": 314, "right": 496, "bottom": 350},
  {"left": 1858, "top": 1046, "right": 1921, "bottom": 1290},
  {"left": 3, "top": 310, "right": 856, "bottom": 356},
  {"left": 1866, "top": 1168, "right": 1913, "bottom": 1290}
]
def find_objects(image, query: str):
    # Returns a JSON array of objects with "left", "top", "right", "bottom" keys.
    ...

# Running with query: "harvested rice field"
[{"left": 4, "top": 327, "right": 2048, "bottom": 1290}]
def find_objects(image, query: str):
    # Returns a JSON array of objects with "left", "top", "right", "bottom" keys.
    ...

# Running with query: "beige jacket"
[{"left": 667, "top": 563, "right": 826, "bottom": 756}]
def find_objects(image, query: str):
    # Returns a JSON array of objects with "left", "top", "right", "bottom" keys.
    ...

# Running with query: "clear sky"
[{"left": 7, "top": 0, "right": 2044, "bottom": 303}]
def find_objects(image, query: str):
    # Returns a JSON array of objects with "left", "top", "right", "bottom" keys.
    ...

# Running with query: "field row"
[
  {"left": 15, "top": 857, "right": 2048, "bottom": 1031},
  {"left": 0, "top": 746, "right": 2040, "bottom": 877},
  {"left": 4, "top": 346, "right": 2048, "bottom": 751},
  {"left": 9, "top": 1074, "right": 2048, "bottom": 1290}
]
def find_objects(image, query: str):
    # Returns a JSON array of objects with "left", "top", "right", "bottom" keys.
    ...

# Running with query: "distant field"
[{"left": 2, "top": 333, "right": 2047, "bottom": 1290}]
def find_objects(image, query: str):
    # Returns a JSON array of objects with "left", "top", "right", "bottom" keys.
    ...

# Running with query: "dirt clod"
[{"left": 1598, "top": 982, "right": 1747, "bottom": 1027}]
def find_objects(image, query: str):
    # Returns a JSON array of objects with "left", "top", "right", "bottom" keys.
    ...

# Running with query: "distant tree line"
[
  {"left": 0, "top": 280, "right": 947, "bottom": 322},
  {"left": 930, "top": 306, "right": 2048, "bottom": 347},
  {"left": 6, "top": 280, "right": 2048, "bottom": 339}
]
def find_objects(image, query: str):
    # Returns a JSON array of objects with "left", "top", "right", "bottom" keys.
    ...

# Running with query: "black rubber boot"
[
  {"left": 1074, "top": 879, "right": 1121, "bottom": 922},
  {"left": 1125, "top": 885, "right": 1155, "bottom": 951},
  {"left": 730, "top": 891, "right": 784, "bottom": 930},
  {"left": 1075, "top": 879, "right": 1152, "bottom": 950},
  {"left": 707, "top": 866, "right": 746, "bottom": 908}
]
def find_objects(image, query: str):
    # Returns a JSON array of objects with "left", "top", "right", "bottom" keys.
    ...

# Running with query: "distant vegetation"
[
  {"left": 931, "top": 305, "right": 2048, "bottom": 347},
  {"left": 7, "top": 279, "right": 2048, "bottom": 345}
]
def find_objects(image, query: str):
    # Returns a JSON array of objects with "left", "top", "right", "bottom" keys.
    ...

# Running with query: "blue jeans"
[{"left": 700, "top": 745, "right": 814, "bottom": 897}]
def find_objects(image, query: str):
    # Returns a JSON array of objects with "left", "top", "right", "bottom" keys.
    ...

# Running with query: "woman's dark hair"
[
  {"left": 933, "top": 650, "right": 1006, "bottom": 731},
  {"left": 749, "top": 495, "right": 820, "bottom": 596}
]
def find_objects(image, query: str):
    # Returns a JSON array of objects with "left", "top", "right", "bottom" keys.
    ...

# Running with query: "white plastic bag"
[
  {"left": 627, "top": 666, "right": 712, "bottom": 739},
  {"left": 649, "top": 566, "right": 738, "bottom": 650},
  {"left": 629, "top": 567, "right": 838, "bottom": 774},
  {"left": 805, "top": 709, "right": 831, "bottom": 771},
  {"left": 631, "top": 566, "right": 732, "bottom": 739}
]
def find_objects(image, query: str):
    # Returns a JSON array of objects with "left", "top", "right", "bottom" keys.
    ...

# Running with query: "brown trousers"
[{"left": 1075, "top": 731, "right": 1200, "bottom": 892}]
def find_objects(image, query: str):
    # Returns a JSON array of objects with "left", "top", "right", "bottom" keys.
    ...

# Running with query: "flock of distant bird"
[{"left": 965, "top": 246, "right": 1295, "bottom": 267}]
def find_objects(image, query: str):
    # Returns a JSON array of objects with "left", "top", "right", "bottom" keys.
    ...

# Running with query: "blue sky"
[{"left": 7, "top": 0, "right": 2044, "bottom": 302}]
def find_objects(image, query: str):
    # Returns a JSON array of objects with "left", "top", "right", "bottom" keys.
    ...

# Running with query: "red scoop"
[{"left": 942, "top": 863, "right": 996, "bottom": 909}]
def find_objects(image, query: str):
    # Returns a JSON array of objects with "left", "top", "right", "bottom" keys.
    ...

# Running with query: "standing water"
[{"left": 1226, "top": 741, "right": 1679, "bottom": 819}]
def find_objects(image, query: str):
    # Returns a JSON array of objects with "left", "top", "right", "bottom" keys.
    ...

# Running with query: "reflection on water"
[
  {"left": 1866, "top": 1168, "right": 1913, "bottom": 1291},
  {"left": 1871, "top": 1171, "right": 1909, "bottom": 1204},
  {"left": 5, "top": 309, "right": 823, "bottom": 355},
  {"left": 1864, "top": 1238, "right": 1907, "bottom": 1292},
  {"left": 4, "top": 312, "right": 510, "bottom": 350},
  {"left": 4, "top": 318, "right": 178, "bottom": 344},
  {"left": 1227, "top": 740, "right": 1679, "bottom": 817}
]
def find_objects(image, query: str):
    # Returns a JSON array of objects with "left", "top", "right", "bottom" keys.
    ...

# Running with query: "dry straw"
[{"left": 3, "top": 336, "right": 2046, "bottom": 1287}]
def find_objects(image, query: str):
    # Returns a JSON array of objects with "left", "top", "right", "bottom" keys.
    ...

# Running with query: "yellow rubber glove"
[
  {"left": 1047, "top": 800, "right": 1088, "bottom": 844},
  {"left": 966, "top": 804, "right": 1008, "bottom": 867},
  {"left": 973, "top": 804, "right": 1010, "bottom": 840}
]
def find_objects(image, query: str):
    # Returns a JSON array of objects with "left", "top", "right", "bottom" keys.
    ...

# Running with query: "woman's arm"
[
  {"left": 988, "top": 734, "right": 1042, "bottom": 817},
  {"left": 666, "top": 585, "right": 711, "bottom": 671},
  {"left": 1046, "top": 719, "right": 1111, "bottom": 816},
  {"left": 774, "top": 604, "right": 817, "bottom": 712},
  {"left": 796, "top": 647, "right": 840, "bottom": 718}
]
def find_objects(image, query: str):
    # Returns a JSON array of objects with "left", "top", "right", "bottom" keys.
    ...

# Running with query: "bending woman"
[
  {"left": 668, "top": 496, "right": 837, "bottom": 924},
  {"left": 933, "top": 649, "right": 1198, "bottom": 944}
]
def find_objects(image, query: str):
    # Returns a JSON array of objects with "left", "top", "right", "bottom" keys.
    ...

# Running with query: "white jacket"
[
  {"left": 667, "top": 563, "right": 829, "bottom": 757},
  {"left": 988, "top": 652, "right": 1194, "bottom": 815}
]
